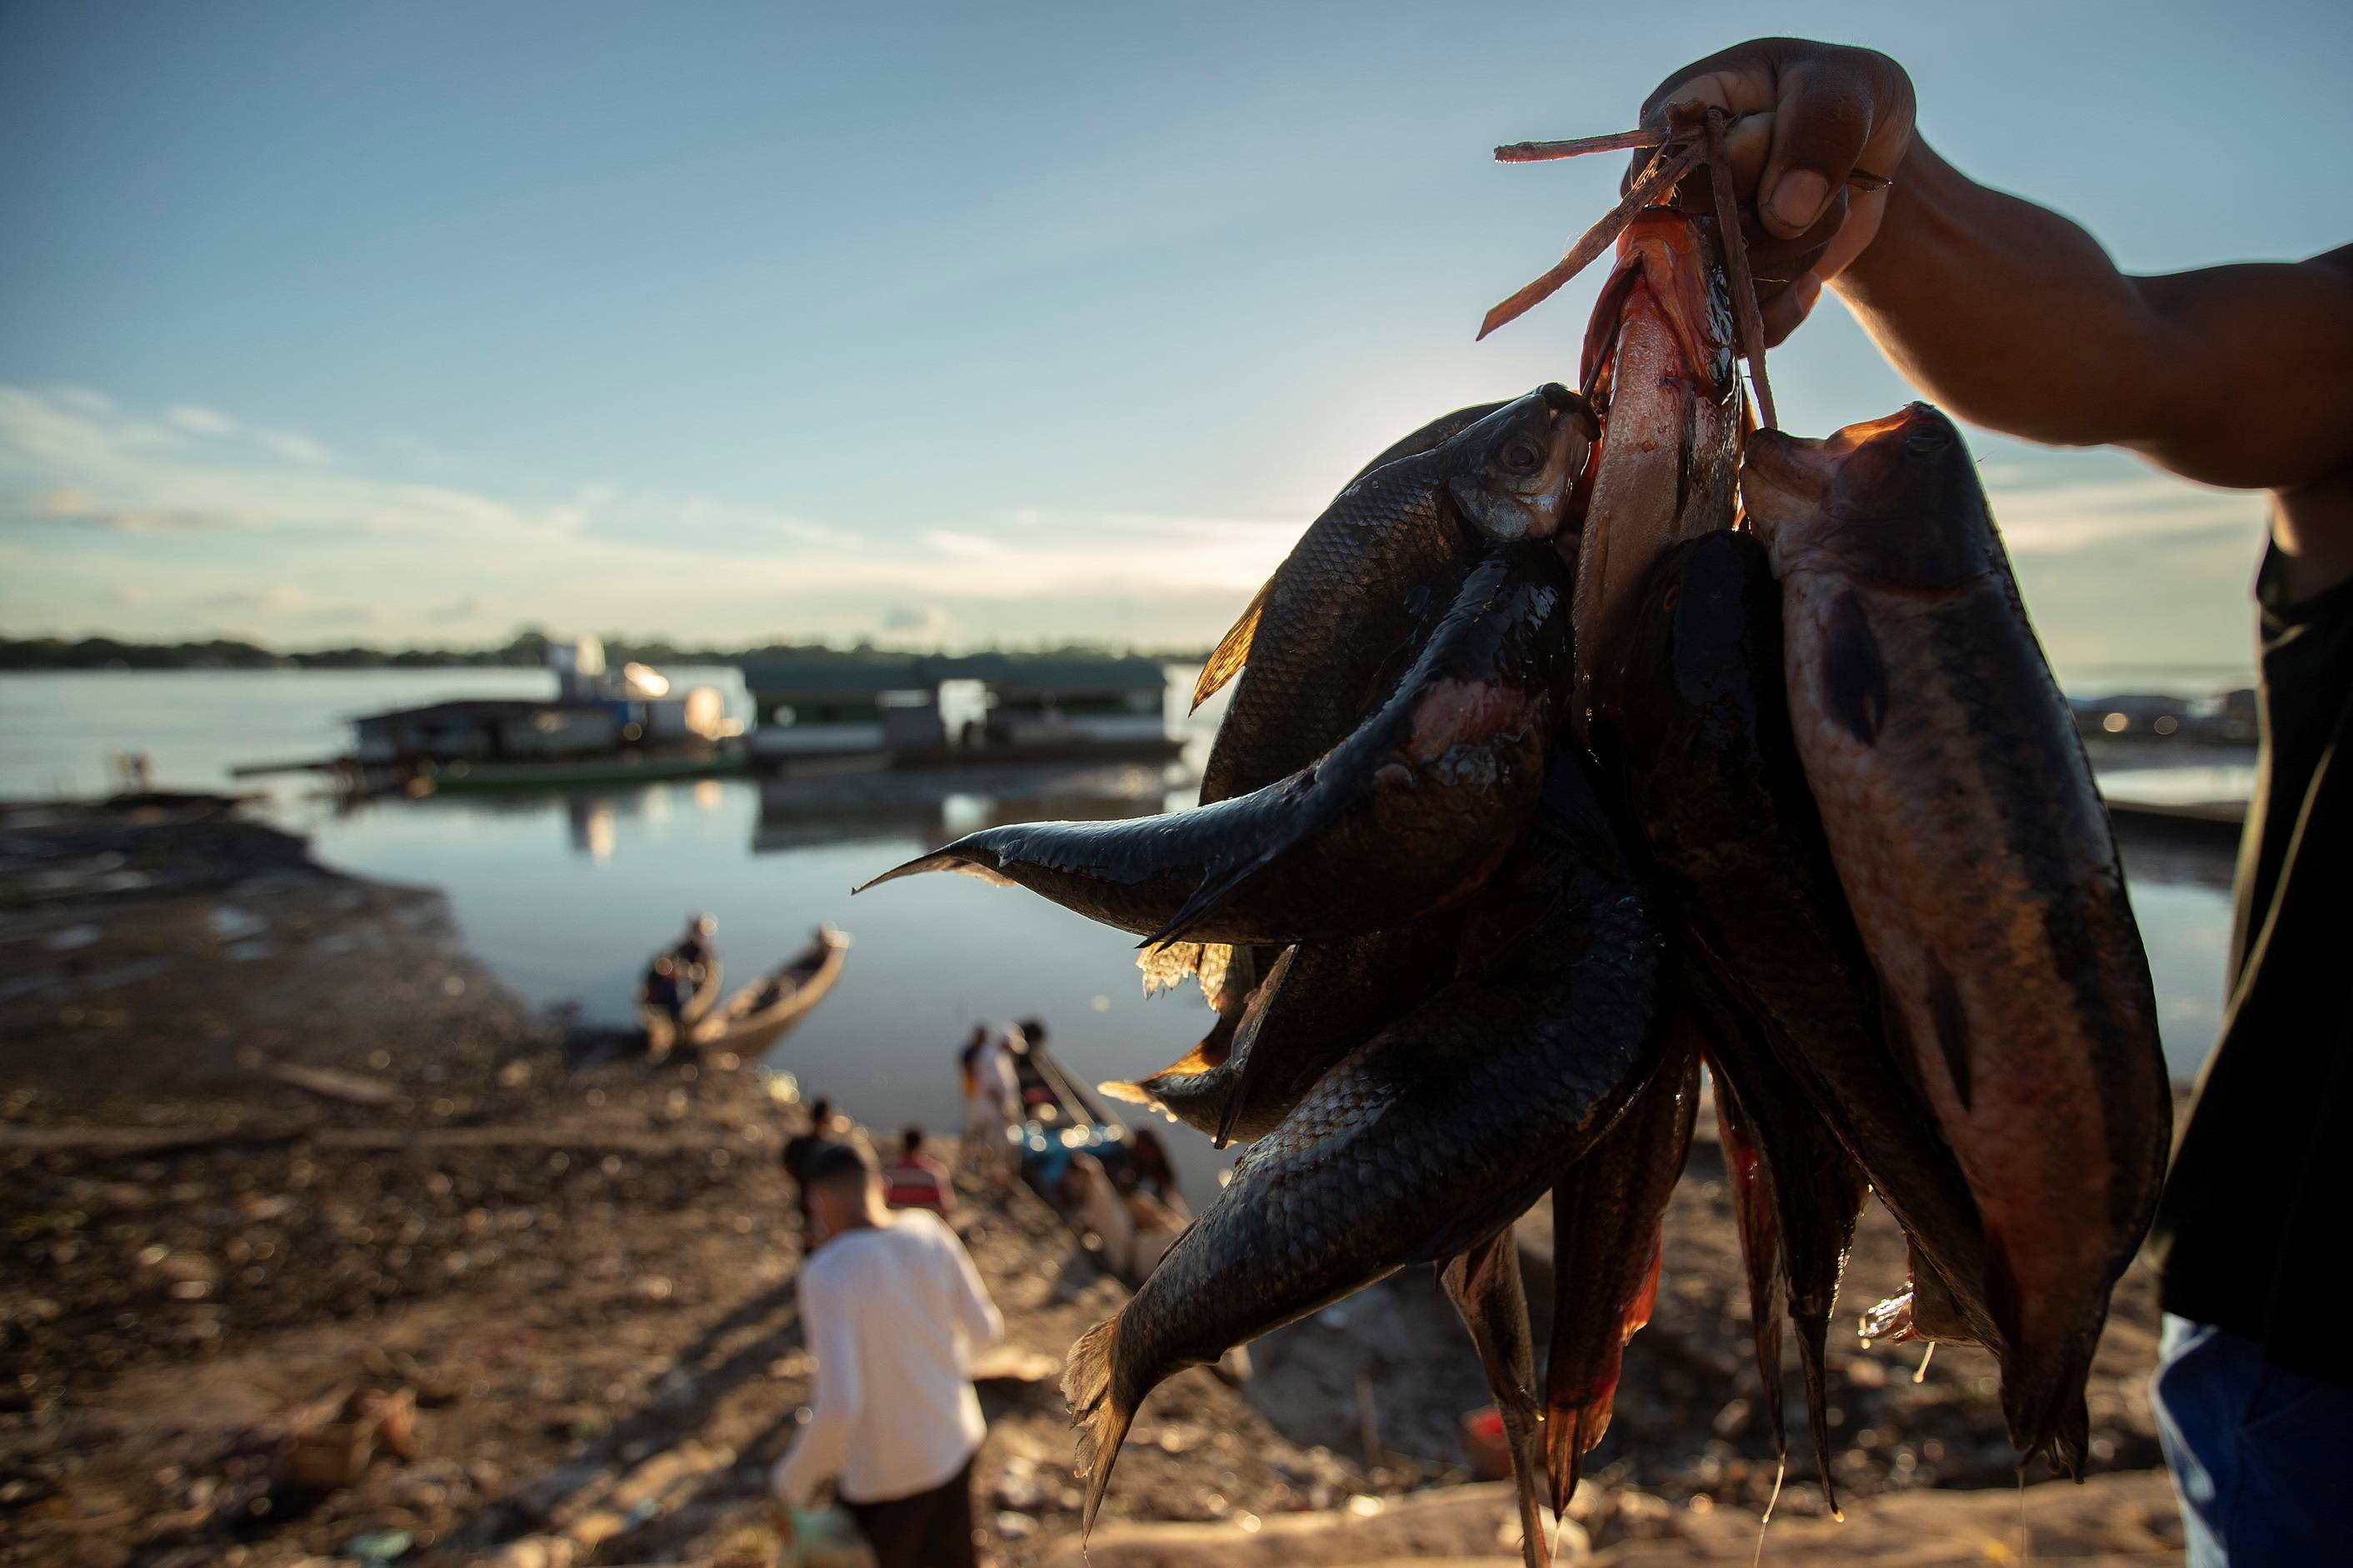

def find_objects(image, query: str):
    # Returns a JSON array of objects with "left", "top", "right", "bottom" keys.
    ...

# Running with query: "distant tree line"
[{"left": 0, "top": 628, "right": 1211, "bottom": 671}]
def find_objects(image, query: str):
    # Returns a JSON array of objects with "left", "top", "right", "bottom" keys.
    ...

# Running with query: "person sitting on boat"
[
  {"left": 643, "top": 956, "right": 685, "bottom": 1026},
  {"left": 770, "top": 1140, "right": 1002, "bottom": 1568},
  {"left": 674, "top": 912, "right": 718, "bottom": 984},
  {"left": 882, "top": 1127, "right": 956, "bottom": 1217}
]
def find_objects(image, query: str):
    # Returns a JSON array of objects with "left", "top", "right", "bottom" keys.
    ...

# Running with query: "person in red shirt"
[{"left": 882, "top": 1126, "right": 955, "bottom": 1217}]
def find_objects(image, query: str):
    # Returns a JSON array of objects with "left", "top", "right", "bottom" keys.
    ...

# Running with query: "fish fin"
[
  {"left": 1791, "top": 1303, "right": 1842, "bottom": 1520},
  {"left": 1439, "top": 1234, "right": 1551, "bottom": 1568},
  {"left": 1137, "top": 837, "right": 1291, "bottom": 950},
  {"left": 1136, "top": 940, "right": 1204, "bottom": 997},
  {"left": 1096, "top": 1077, "right": 1159, "bottom": 1108},
  {"left": 1191, "top": 577, "right": 1271, "bottom": 712},
  {"left": 851, "top": 844, "right": 1012, "bottom": 895},
  {"left": 1716, "top": 1073, "right": 1789, "bottom": 1466},
  {"left": 1821, "top": 589, "right": 1889, "bottom": 746},
  {"left": 1064, "top": 1313, "right": 1137, "bottom": 1539}
]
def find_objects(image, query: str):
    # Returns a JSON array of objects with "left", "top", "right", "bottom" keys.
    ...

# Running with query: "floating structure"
[
  {"left": 740, "top": 652, "right": 1181, "bottom": 773},
  {"left": 241, "top": 637, "right": 745, "bottom": 796}
]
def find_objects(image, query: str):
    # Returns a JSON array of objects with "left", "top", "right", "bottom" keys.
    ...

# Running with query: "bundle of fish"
[{"left": 857, "top": 119, "right": 2171, "bottom": 1561}]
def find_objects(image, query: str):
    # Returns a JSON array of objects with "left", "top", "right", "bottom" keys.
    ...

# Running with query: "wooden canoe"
[{"left": 684, "top": 927, "right": 851, "bottom": 1057}]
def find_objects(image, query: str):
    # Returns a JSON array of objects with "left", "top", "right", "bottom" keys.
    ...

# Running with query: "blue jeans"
[{"left": 2154, "top": 1313, "right": 2353, "bottom": 1566}]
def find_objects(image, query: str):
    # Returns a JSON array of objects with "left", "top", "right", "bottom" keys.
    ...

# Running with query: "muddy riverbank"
[{"left": 1, "top": 797, "right": 2182, "bottom": 1566}]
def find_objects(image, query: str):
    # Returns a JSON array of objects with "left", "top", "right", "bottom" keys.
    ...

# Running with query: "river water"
[{"left": 2, "top": 669, "right": 2237, "bottom": 1200}]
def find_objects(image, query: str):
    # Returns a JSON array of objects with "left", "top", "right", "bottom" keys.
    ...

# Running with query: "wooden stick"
[
  {"left": 1476, "top": 135, "right": 1705, "bottom": 341},
  {"left": 1705, "top": 107, "right": 1777, "bottom": 431},
  {"left": 1494, "top": 126, "right": 1664, "bottom": 162}
]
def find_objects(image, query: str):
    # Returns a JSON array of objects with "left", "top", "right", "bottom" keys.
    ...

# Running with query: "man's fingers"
[
  {"left": 1759, "top": 48, "right": 1915, "bottom": 239},
  {"left": 1759, "top": 60, "right": 1876, "bottom": 237},
  {"left": 1761, "top": 274, "right": 1823, "bottom": 347}
]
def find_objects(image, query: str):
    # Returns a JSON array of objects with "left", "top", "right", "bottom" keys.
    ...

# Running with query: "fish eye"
[
  {"left": 1501, "top": 439, "right": 1542, "bottom": 472},
  {"left": 1906, "top": 427, "right": 1951, "bottom": 456}
]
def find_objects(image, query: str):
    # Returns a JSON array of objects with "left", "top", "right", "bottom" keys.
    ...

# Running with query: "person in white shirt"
[
  {"left": 958, "top": 1025, "right": 1022, "bottom": 1181},
  {"left": 770, "top": 1140, "right": 1003, "bottom": 1568}
]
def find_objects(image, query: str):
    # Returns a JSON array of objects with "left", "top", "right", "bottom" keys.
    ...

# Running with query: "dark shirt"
[{"left": 2153, "top": 548, "right": 2353, "bottom": 1386}]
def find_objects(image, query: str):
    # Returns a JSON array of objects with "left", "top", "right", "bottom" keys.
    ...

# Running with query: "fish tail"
[
  {"left": 850, "top": 843, "right": 1012, "bottom": 895},
  {"left": 1063, "top": 1313, "right": 1137, "bottom": 1538},
  {"left": 1791, "top": 1307, "right": 1842, "bottom": 1520}
]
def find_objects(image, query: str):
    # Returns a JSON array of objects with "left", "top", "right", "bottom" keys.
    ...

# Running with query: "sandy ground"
[{"left": 0, "top": 797, "right": 2184, "bottom": 1567}]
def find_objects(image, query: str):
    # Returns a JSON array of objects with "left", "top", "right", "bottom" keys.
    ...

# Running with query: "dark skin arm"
[{"left": 1635, "top": 38, "right": 2353, "bottom": 599}]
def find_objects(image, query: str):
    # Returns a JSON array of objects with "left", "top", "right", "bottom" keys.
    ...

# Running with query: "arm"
[
  {"left": 1635, "top": 40, "right": 2353, "bottom": 582},
  {"left": 768, "top": 1273, "right": 862, "bottom": 1510},
  {"left": 1841, "top": 152, "right": 2353, "bottom": 492}
]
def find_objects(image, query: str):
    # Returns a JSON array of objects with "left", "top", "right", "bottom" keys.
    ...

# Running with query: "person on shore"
[
  {"left": 959, "top": 1026, "right": 1020, "bottom": 1181},
  {"left": 1626, "top": 38, "right": 2351, "bottom": 1566},
  {"left": 770, "top": 1141, "right": 1002, "bottom": 1568},
  {"left": 882, "top": 1126, "right": 956, "bottom": 1217},
  {"left": 781, "top": 1097, "right": 847, "bottom": 1226},
  {"left": 1123, "top": 1127, "right": 1178, "bottom": 1207}
]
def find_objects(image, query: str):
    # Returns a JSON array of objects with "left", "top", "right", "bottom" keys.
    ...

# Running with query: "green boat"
[{"left": 419, "top": 749, "right": 749, "bottom": 794}]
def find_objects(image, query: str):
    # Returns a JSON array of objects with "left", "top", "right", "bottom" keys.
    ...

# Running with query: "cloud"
[
  {"left": 1986, "top": 472, "right": 2261, "bottom": 554},
  {"left": 881, "top": 603, "right": 951, "bottom": 641}
]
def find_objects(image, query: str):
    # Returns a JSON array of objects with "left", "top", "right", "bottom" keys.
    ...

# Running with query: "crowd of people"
[{"left": 764, "top": 1016, "right": 1194, "bottom": 1566}]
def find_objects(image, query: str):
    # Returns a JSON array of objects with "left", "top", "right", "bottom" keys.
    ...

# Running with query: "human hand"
[{"left": 1628, "top": 38, "right": 1916, "bottom": 343}]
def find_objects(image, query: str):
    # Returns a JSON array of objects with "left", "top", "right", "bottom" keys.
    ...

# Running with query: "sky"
[{"left": 2, "top": 1, "right": 2347, "bottom": 679}]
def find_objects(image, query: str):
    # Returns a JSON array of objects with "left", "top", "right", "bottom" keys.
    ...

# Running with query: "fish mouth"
[
  {"left": 1741, "top": 402, "right": 1960, "bottom": 537},
  {"left": 1580, "top": 207, "right": 1736, "bottom": 403}
]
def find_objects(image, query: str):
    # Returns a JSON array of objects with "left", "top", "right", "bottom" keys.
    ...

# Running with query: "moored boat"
[{"left": 682, "top": 926, "right": 852, "bottom": 1057}]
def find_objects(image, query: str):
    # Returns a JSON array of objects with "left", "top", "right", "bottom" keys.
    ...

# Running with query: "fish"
[
  {"left": 1107, "top": 921, "right": 1465, "bottom": 1146},
  {"left": 1061, "top": 748, "right": 1669, "bottom": 1535},
  {"left": 1691, "top": 981, "right": 1868, "bottom": 1516},
  {"left": 1711, "top": 1064, "right": 1788, "bottom": 1485},
  {"left": 1568, "top": 207, "right": 1741, "bottom": 745},
  {"left": 1441, "top": 1229, "right": 1552, "bottom": 1568},
  {"left": 1616, "top": 527, "right": 2001, "bottom": 1354},
  {"left": 858, "top": 543, "right": 1573, "bottom": 950},
  {"left": 1161, "top": 394, "right": 1587, "bottom": 1006},
  {"left": 1743, "top": 402, "right": 2173, "bottom": 1474},
  {"left": 1541, "top": 1020, "right": 1699, "bottom": 1511},
  {"left": 1194, "top": 387, "right": 1594, "bottom": 796}
]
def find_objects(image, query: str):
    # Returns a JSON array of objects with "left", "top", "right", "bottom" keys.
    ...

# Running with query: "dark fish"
[
  {"left": 859, "top": 545, "right": 1572, "bottom": 950},
  {"left": 1616, "top": 527, "right": 2000, "bottom": 1354},
  {"left": 1107, "top": 921, "right": 1464, "bottom": 1146},
  {"left": 1570, "top": 208, "right": 1740, "bottom": 744},
  {"left": 1188, "top": 402, "right": 1518, "bottom": 717},
  {"left": 1441, "top": 1229, "right": 1551, "bottom": 1568},
  {"left": 1691, "top": 983, "right": 1868, "bottom": 1517},
  {"left": 1061, "top": 751, "right": 1669, "bottom": 1535},
  {"left": 1194, "top": 387, "right": 1594, "bottom": 796},
  {"left": 1541, "top": 1021, "right": 1699, "bottom": 1511},
  {"left": 1711, "top": 1065, "right": 1787, "bottom": 1482},
  {"left": 1744, "top": 403, "right": 2172, "bottom": 1474}
]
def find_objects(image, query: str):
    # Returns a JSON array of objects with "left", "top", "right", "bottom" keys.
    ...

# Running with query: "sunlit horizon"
[{"left": 5, "top": 1, "right": 2346, "bottom": 672}]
